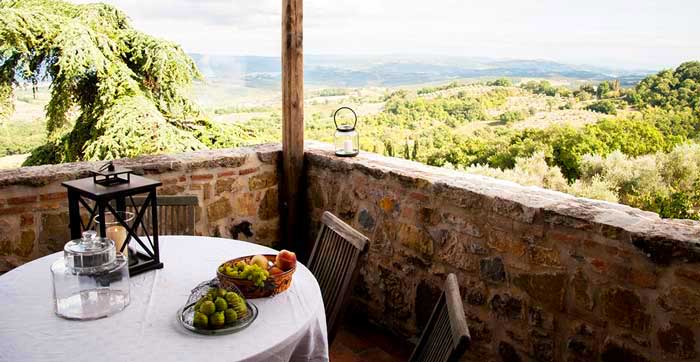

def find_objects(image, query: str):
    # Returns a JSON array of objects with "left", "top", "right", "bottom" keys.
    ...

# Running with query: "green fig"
[
  {"left": 199, "top": 300, "right": 216, "bottom": 316},
  {"left": 224, "top": 308, "right": 238, "bottom": 323},
  {"left": 193, "top": 312, "right": 208, "bottom": 328},
  {"left": 214, "top": 297, "right": 228, "bottom": 312},
  {"left": 224, "top": 292, "right": 239, "bottom": 304},
  {"left": 210, "top": 311, "right": 225, "bottom": 328}
]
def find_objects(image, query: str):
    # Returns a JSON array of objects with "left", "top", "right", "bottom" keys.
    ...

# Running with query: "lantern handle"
[
  {"left": 99, "top": 161, "right": 115, "bottom": 172},
  {"left": 333, "top": 107, "right": 358, "bottom": 130}
]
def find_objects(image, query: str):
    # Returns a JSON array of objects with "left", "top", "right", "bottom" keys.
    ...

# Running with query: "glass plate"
[{"left": 177, "top": 300, "right": 258, "bottom": 335}]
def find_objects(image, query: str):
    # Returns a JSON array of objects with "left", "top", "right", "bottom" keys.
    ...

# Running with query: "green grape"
[
  {"left": 229, "top": 263, "right": 269, "bottom": 287},
  {"left": 225, "top": 266, "right": 235, "bottom": 276}
]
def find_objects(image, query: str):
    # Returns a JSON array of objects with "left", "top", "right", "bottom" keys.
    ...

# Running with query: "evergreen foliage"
[{"left": 0, "top": 0, "right": 234, "bottom": 165}]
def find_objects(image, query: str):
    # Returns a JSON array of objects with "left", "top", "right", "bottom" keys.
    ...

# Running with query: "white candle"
[
  {"left": 343, "top": 139, "right": 354, "bottom": 153},
  {"left": 106, "top": 225, "right": 128, "bottom": 257}
]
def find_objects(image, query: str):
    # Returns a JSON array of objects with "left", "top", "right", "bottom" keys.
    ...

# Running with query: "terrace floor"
[{"left": 330, "top": 318, "right": 414, "bottom": 362}]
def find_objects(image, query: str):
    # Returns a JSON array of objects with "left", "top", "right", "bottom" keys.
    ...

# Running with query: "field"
[{"left": 0, "top": 78, "right": 631, "bottom": 169}]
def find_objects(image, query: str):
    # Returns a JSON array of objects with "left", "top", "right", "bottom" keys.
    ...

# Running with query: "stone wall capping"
[{"left": 0, "top": 143, "right": 281, "bottom": 187}]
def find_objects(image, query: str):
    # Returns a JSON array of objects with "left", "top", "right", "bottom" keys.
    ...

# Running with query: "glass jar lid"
[{"left": 64, "top": 230, "right": 117, "bottom": 273}]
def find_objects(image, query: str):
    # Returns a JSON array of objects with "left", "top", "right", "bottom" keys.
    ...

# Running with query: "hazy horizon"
[{"left": 70, "top": 0, "right": 700, "bottom": 70}]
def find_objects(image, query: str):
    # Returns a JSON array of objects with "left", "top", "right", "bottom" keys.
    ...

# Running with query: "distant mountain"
[{"left": 189, "top": 53, "right": 656, "bottom": 88}]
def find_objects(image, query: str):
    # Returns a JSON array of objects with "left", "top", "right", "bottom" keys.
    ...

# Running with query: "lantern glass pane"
[{"left": 334, "top": 129, "right": 359, "bottom": 156}]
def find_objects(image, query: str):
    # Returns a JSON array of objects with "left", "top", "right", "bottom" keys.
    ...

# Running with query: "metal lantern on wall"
[
  {"left": 61, "top": 162, "right": 163, "bottom": 276},
  {"left": 333, "top": 107, "right": 359, "bottom": 157}
]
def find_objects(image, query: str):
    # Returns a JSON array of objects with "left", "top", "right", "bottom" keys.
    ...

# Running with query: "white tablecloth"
[{"left": 0, "top": 236, "right": 328, "bottom": 362}]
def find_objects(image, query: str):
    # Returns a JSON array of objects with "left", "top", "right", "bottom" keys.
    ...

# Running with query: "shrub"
[
  {"left": 499, "top": 111, "right": 526, "bottom": 124},
  {"left": 487, "top": 78, "right": 512, "bottom": 87},
  {"left": 586, "top": 100, "right": 617, "bottom": 115}
]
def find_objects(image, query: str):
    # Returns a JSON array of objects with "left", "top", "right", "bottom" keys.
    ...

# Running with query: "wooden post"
[{"left": 281, "top": 0, "right": 304, "bottom": 253}]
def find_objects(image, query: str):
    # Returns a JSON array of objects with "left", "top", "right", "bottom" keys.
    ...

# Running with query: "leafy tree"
[
  {"left": 0, "top": 0, "right": 234, "bottom": 165},
  {"left": 499, "top": 110, "right": 525, "bottom": 124},
  {"left": 417, "top": 81, "right": 463, "bottom": 95},
  {"left": 596, "top": 79, "right": 620, "bottom": 99},
  {"left": 586, "top": 100, "right": 618, "bottom": 115},
  {"left": 630, "top": 61, "right": 700, "bottom": 113},
  {"left": 487, "top": 78, "right": 512, "bottom": 87},
  {"left": 574, "top": 84, "right": 596, "bottom": 100}
]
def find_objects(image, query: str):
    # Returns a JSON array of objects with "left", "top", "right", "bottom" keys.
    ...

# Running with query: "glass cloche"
[{"left": 51, "top": 230, "right": 130, "bottom": 320}]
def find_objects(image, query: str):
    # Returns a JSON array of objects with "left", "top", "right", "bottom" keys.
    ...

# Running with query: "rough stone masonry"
[
  {"left": 0, "top": 144, "right": 282, "bottom": 273},
  {"left": 303, "top": 142, "right": 700, "bottom": 362}
]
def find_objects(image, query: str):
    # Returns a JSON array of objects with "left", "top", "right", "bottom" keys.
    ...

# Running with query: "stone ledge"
[
  {"left": 0, "top": 143, "right": 281, "bottom": 188},
  {"left": 304, "top": 141, "right": 700, "bottom": 264}
]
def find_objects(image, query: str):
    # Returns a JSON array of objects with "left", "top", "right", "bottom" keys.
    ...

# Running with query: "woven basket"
[{"left": 217, "top": 255, "right": 295, "bottom": 298}]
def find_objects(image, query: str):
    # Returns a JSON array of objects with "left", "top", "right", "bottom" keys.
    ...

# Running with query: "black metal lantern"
[
  {"left": 333, "top": 107, "right": 359, "bottom": 157},
  {"left": 62, "top": 162, "right": 163, "bottom": 276}
]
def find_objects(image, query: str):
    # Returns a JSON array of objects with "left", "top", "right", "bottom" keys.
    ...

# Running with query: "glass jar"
[
  {"left": 51, "top": 230, "right": 130, "bottom": 320},
  {"left": 333, "top": 107, "right": 359, "bottom": 157}
]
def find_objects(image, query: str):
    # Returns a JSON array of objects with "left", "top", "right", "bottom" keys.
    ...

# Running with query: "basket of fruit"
[
  {"left": 217, "top": 250, "right": 297, "bottom": 299},
  {"left": 177, "top": 279, "right": 258, "bottom": 335}
]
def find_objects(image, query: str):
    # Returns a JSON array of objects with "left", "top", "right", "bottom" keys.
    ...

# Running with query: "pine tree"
[{"left": 0, "top": 0, "right": 236, "bottom": 165}]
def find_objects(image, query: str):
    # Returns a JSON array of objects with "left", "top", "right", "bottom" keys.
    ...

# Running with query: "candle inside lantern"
[
  {"left": 106, "top": 225, "right": 128, "bottom": 255},
  {"left": 344, "top": 139, "right": 354, "bottom": 153},
  {"left": 95, "top": 212, "right": 135, "bottom": 260}
]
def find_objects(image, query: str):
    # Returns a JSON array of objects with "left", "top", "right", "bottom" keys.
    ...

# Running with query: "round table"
[{"left": 0, "top": 236, "right": 329, "bottom": 362}]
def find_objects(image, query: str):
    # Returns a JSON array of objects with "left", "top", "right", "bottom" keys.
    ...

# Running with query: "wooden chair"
[
  {"left": 128, "top": 195, "right": 198, "bottom": 236},
  {"left": 307, "top": 211, "right": 369, "bottom": 344},
  {"left": 409, "top": 273, "right": 471, "bottom": 362}
]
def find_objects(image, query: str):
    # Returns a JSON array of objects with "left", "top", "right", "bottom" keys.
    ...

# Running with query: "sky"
[{"left": 70, "top": 0, "right": 700, "bottom": 69}]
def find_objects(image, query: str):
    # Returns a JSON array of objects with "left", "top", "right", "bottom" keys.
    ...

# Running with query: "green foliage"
[
  {"left": 630, "top": 61, "right": 700, "bottom": 113},
  {"left": 417, "top": 81, "right": 463, "bottom": 95},
  {"left": 383, "top": 91, "right": 487, "bottom": 127},
  {"left": 211, "top": 105, "right": 275, "bottom": 115},
  {"left": 520, "top": 80, "right": 569, "bottom": 97},
  {"left": 316, "top": 88, "right": 349, "bottom": 97},
  {"left": 579, "top": 145, "right": 700, "bottom": 220},
  {"left": 586, "top": 100, "right": 618, "bottom": 115},
  {"left": 499, "top": 110, "right": 526, "bottom": 124},
  {"left": 596, "top": 80, "right": 621, "bottom": 99},
  {"left": 0, "top": 0, "right": 233, "bottom": 165},
  {"left": 574, "top": 84, "right": 595, "bottom": 101},
  {"left": 0, "top": 118, "right": 44, "bottom": 156},
  {"left": 487, "top": 78, "right": 512, "bottom": 87}
]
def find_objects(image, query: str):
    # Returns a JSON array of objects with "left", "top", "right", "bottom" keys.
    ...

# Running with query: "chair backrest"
[
  {"left": 409, "top": 273, "right": 470, "bottom": 362},
  {"left": 128, "top": 195, "right": 198, "bottom": 236},
  {"left": 307, "top": 211, "right": 369, "bottom": 344}
]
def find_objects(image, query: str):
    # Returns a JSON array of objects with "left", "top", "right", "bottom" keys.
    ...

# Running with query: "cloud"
[{"left": 69, "top": 0, "right": 700, "bottom": 68}]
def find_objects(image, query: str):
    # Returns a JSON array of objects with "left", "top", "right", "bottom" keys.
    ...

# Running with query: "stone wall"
[
  {"left": 0, "top": 144, "right": 281, "bottom": 273},
  {"left": 304, "top": 143, "right": 700, "bottom": 362}
]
